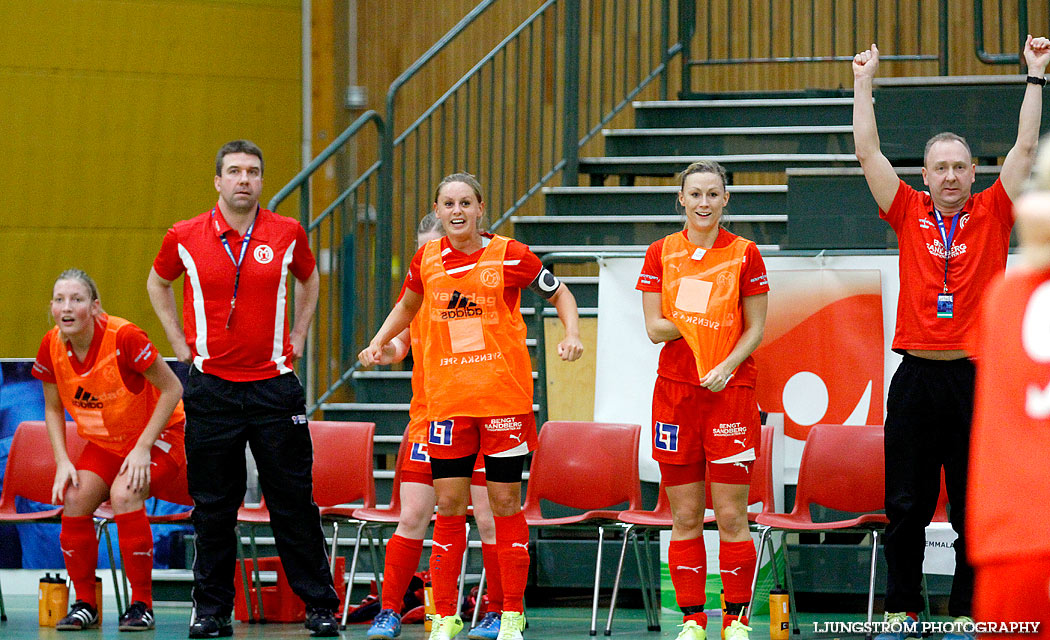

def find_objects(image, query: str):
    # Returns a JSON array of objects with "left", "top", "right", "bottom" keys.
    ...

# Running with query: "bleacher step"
[
  {"left": 603, "top": 125, "right": 853, "bottom": 156},
  {"left": 580, "top": 154, "right": 858, "bottom": 183},
  {"left": 633, "top": 97, "right": 854, "bottom": 128},
  {"left": 543, "top": 184, "right": 787, "bottom": 217}
]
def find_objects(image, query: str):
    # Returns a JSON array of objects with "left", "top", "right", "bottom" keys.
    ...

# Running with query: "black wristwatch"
[{"left": 1027, "top": 75, "right": 1047, "bottom": 86}]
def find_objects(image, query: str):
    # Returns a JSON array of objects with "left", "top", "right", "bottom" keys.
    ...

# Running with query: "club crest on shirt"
[
  {"left": 254, "top": 244, "right": 274, "bottom": 264},
  {"left": 480, "top": 268, "right": 501, "bottom": 287}
]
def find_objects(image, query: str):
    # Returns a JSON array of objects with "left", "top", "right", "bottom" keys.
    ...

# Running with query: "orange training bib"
[
  {"left": 418, "top": 235, "right": 533, "bottom": 419},
  {"left": 660, "top": 232, "right": 750, "bottom": 379},
  {"left": 50, "top": 316, "right": 185, "bottom": 456}
]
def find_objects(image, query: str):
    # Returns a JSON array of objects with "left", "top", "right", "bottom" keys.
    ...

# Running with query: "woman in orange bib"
[
  {"left": 361, "top": 173, "right": 583, "bottom": 640},
  {"left": 635, "top": 161, "right": 769, "bottom": 640},
  {"left": 362, "top": 213, "right": 503, "bottom": 640},
  {"left": 32, "top": 269, "right": 186, "bottom": 632}
]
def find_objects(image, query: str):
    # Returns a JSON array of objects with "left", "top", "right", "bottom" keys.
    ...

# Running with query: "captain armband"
[{"left": 528, "top": 268, "right": 561, "bottom": 300}]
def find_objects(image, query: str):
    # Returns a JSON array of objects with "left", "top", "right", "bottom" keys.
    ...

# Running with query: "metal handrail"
[
  {"left": 377, "top": 0, "right": 682, "bottom": 312},
  {"left": 267, "top": 111, "right": 385, "bottom": 413},
  {"left": 679, "top": 0, "right": 951, "bottom": 94},
  {"left": 975, "top": 0, "right": 1029, "bottom": 67},
  {"left": 376, "top": 1, "right": 500, "bottom": 323}
]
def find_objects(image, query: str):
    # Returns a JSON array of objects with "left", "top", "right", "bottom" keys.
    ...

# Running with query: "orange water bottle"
[
  {"left": 94, "top": 577, "right": 104, "bottom": 623},
  {"left": 38, "top": 573, "right": 69, "bottom": 627},
  {"left": 423, "top": 582, "right": 435, "bottom": 631},
  {"left": 769, "top": 588, "right": 790, "bottom": 640},
  {"left": 719, "top": 590, "right": 726, "bottom": 639}
]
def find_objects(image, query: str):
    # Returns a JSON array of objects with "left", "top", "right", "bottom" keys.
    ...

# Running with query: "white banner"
[{"left": 593, "top": 257, "right": 662, "bottom": 480}]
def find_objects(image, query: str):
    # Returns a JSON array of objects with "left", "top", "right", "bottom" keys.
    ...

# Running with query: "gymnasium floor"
[{"left": 0, "top": 595, "right": 799, "bottom": 639}]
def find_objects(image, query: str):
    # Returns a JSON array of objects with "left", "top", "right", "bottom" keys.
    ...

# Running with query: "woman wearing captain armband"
[
  {"left": 361, "top": 173, "right": 583, "bottom": 640},
  {"left": 362, "top": 212, "right": 503, "bottom": 640},
  {"left": 636, "top": 161, "right": 769, "bottom": 640}
]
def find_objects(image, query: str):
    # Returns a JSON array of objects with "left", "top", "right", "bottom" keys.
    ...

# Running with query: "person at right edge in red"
[
  {"left": 637, "top": 160, "right": 769, "bottom": 640},
  {"left": 853, "top": 36, "right": 1050, "bottom": 639},
  {"left": 968, "top": 141, "right": 1050, "bottom": 639}
]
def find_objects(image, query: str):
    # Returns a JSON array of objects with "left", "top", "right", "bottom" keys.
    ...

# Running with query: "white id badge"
[{"left": 674, "top": 278, "right": 713, "bottom": 314}]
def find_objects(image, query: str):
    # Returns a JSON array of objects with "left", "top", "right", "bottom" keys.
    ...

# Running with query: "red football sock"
[
  {"left": 480, "top": 542, "right": 504, "bottom": 613},
  {"left": 428, "top": 515, "right": 467, "bottom": 616},
  {"left": 381, "top": 534, "right": 425, "bottom": 612},
  {"left": 668, "top": 537, "right": 707, "bottom": 627},
  {"left": 719, "top": 539, "right": 757, "bottom": 626},
  {"left": 115, "top": 508, "right": 154, "bottom": 607},
  {"left": 493, "top": 512, "right": 530, "bottom": 613},
  {"left": 60, "top": 514, "right": 99, "bottom": 608}
]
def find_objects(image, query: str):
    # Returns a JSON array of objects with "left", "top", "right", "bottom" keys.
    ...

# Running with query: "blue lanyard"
[
  {"left": 933, "top": 209, "right": 960, "bottom": 293},
  {"left": 212, "top": 208, "right": 257, "bottom": 328}
]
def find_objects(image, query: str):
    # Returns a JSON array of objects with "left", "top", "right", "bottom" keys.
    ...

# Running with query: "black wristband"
[{"left": 1027, "top": 75, "right": 1046, "bottom": 86}]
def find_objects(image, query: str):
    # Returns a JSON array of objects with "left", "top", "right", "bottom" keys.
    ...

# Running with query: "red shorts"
[
  {"left": 975, "top": 555, "right": 1050, "bottom": 638},
  {"left": 77, "top": 426, "right": 185, "bottom": 490},
  {"left": 399, "top": 439, "right": 487, "bottom": 487},
  {"left": 651, "top": 376, "right": 759, "bottom": 485},
  {"left": 427, "top": 412, "right": 537, "bottom": 460}
]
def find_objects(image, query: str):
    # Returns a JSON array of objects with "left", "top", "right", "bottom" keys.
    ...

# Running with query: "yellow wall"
[{"left": 0, "top": 0, "right": 302, "bottom": 356}]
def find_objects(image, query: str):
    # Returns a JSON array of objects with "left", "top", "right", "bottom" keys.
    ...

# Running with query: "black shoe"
[
  {"left": 119, "top": 601, "right": 156, "bottom": 631},
  {"left": 56, "top": 600, "right": 100, "bottom": 630},
  {"left": 188, "top": 614, "right": 233, "bottom": 638},
  {"left": 304, "top": 607, "right": 339, "bottom": 637}
]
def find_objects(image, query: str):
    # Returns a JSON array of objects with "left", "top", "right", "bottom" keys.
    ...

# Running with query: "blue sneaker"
[
  {"left": 368, "top": 608, "right": 402, "bottom": 639},
  {"left": 874, "top": 612, "right": 919, "bottom": 640},
  {"left": 467, "top": 611, "right": 501, "bottom": 640},
  {"left": 943, "top": 616, "right": 976, "bottom": 640}
]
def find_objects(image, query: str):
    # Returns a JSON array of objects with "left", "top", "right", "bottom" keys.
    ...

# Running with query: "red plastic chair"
[
  {"left": 334, "top": 434, "right": 417, "bottom": 624},
  {"left": 521, "top": 421, "right": 643, "bottom": 635},
  {"left": 754, "top": 424, "right": 888, "bottom": 633},
  {"left": 0, "top": 421, "right": 86, "bottom": 522},
  {"left": 237, "top": 421, "right": 375, "bottom": 623},
  {"left": 0, "top": 421, "right": 86, "bottom": 620},
  {"left": 313, "top": 420, "right": 377, "bottom": 565},
  {"left": 604, "top": 423, "right": 775, "bottom": 635}
]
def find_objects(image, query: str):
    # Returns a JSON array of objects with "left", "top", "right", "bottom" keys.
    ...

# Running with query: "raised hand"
[
  {"left": 1024, "top": 34, "right": 1050, "bottom": 76},
  {"left": 853, "top": 43, "right": 879, "bottom": 79}
]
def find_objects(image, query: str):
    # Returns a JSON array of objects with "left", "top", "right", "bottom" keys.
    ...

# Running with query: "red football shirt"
[
  {"left": 152, "top": 205, "right": 316, "bottom": 381},
  {"left": 968, "top": 267, "right": 1050, "bottom": 563},
  {"left": 636, "top": 228, "right": 769, "bottom": 386},
  {"left": 881, "top": 178, "right": 1013, "bottom": 352}
]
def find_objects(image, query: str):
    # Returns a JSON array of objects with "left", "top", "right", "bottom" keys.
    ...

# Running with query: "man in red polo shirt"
[
  {"left": 146, "top": 140, "right": 339, "bottom": 638},
  {"left": 852, "top": 38, "right": 1050, "bottom": 637}
]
